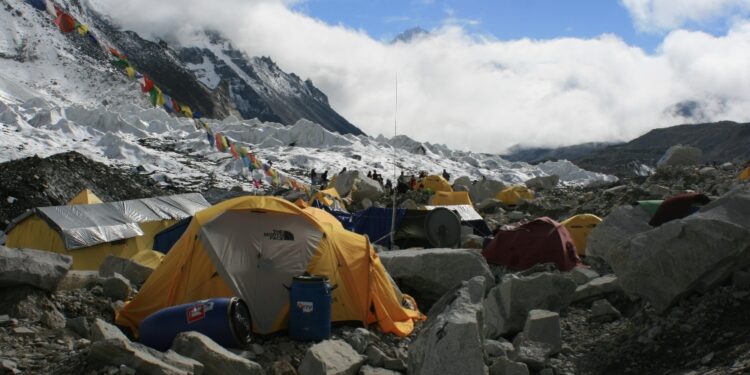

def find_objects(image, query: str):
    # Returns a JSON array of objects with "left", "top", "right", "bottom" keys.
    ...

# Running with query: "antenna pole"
[{"left": 390, "top": 73, "right": 398, "bottom": 249}]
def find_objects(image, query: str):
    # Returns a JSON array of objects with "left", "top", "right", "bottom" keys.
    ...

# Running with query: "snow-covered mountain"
[{"left": 0, "top": 0, "right": 617, "bottom": 194}]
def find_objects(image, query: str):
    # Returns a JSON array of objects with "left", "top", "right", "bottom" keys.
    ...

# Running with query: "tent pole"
[{"left": 390, "top": 73, "right": 398, "bottom": 250}]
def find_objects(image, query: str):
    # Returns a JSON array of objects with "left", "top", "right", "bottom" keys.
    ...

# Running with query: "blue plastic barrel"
[
  {"left": 139, "top": 297, "right": 252, "bottom": 351},
  {"left": 289, "top": 275, "right": 334, "bottom": 341}
]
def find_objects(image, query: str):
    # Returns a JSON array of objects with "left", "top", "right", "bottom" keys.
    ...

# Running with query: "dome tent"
[
  {"left": 117, "top": 196, "right": 423, "bottom": 337},
  {"left": 483, "top": 217, "right": 580, "bottom": 271}
]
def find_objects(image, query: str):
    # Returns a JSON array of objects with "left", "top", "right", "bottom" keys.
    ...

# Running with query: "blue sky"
[{"left": 292, "top": 0, "right": 733, "bottom": 53}]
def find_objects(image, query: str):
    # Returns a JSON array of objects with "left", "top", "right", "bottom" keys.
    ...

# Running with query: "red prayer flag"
[
  {"left": 141, "top": 76, "right": 154, "bottom": 93},
  {"left": 171, "top": 98, "right": 181, "bottom": 113},
  {"left": 53, "top": 6, "right": 76, "bottom": 33},
  {"left": 109, "top": 47, "right": 126, "bottom": 60}
]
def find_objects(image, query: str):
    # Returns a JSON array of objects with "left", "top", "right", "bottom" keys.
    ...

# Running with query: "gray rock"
[
  {"left": 646, "top": 184, "right": 671, "bottom": 198},
  {"left": 358, "top": 365, "right": 400, "bottom": 375},
  {"left": 507, "top": 211, "right": 524, "bottom": 221},
  {"left": 525, "top": 175, "right": 559, "bottom": 191},
  {"left": 0, "top": 286, "right": 60, "bottom": 322},
  {"left": 171, "top": 331, "right": 262, "bottom": 375},
  {"left": 484, "top": 272, "right": 576, "bottom": 338},
  {"left": 476, "top": 198, "right": 503, "bottom": 214},
  {"left": 520, "top": 310, "right": 561, "bottom": 354},
  {"left": 399, "top": 199, "right": 419, "bottom": 210},
  {"left": 453, "top": 176, "right": 473, "bottom": 191},
  {"left": 42, "top": 308, "right": 66, "bottom": 329},
  {"left": 462, "top": 234, "right": 485, "bottom": 249},
  {"left": 102, "top": 273, "right": 132, "bottom": 300},
  {"left": 573, "top": 275, "right": 622, "bottom": 302},
  {"left": 408, "top": 276, "right": 487, "bottom": 375},
  {"left": 66, "top": 317, "right": 90, "bottom": 338},
  {"left": 657, "top": 145, "right": 702, "bottom": 167},
  {"left": 99, "top": 255, "right": 153, "bottom": 286},
  {"left": 0, "top": 246, "right": 72, "bottom": 292},
  {"left": 345, "top": 328, "right": 377, "bottom": 354},
  {"left": 469, "top": 179, "right": 506, "bottom": 205},
  {"left": 568, "top": 266, "right": 600, "bottom": 286},
  {"left": 91, "top": 318, "right": 129, "bottom": 342},
  {"left": 365, "top": 346, "right": 388, "bottom": 367},
  {"left": 606, "top": 186, "right": 750, "bottom": 312},
  {"left": 57, "top": 270, "right": 104, "bottom": 291},
  {"left": 298, "top": 339, "right": 366, "bottom": 375},
  {"left": 379, "top": 248, "right": 494, "bottom": 308},
  {"left": 489, "top": 357, "right": 530, "bottom": 375},
  {"left": 485, "top": 339, "right": 514, "bottom": 358},
  {"left": 732, "top": 270, "right": 750, "bottom": 289},
  {"left": 511, "top": 340, "right": 552, "bottom": 371},
  {"left": 334, "top": 171, "right": 384, "bottom": 204},
  {"left": 383, "top": 357, "right": 406, "bottom": 372},
  {"left": 585, "top": 205, "right": 652, "bottom": 259},
  {"left": 270, "top": 361, "right": 296, "bottom": 375},
  {"left": 12, "top": 326, "right": 35, "bottom": 336},
  {"left": 590, "top": 299, "right": 621, "bottom": 323},
  {"left": 89, "top": 338, "right": 194, "bottom": 375},
  {"left": 361, "top": 198, "right": 373, "bottom": 210}
]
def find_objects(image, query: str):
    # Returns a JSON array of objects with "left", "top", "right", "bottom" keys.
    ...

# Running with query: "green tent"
[{"left": 636, "top": 200, "right": 663, "bottom": 217}]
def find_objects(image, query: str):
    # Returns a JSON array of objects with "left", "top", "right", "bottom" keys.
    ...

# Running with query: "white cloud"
[
  {"left": 87, "top": 0, "right": 750, "bottom": 153},
  {"left": 621, "top": 0, "right": 750, "bottom": 32}
]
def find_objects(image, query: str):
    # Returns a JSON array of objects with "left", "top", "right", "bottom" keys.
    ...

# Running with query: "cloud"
[
  {"left": 87, "top": 0, "right": 750, "bottom": 153},
  {"left": 621, "top": 0, "right": 750, "bottom": 32}
]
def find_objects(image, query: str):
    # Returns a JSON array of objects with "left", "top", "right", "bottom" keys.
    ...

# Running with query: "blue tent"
[{"left": 152, "top": 217, "right": 191, "bottom": 254}]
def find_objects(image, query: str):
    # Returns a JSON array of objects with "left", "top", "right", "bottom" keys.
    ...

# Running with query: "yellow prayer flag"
[
  {"left": 182, "top": 105, "right": 193, "bottom": 118},
  {"left": 125, "top": 66, "right": 135, "bottom": 79},
  {"left": 77, "top": 23, "right": 89, "bottom": 36},
  {"left": 156, "top": 89, "right": 165, "bottom": 106}
]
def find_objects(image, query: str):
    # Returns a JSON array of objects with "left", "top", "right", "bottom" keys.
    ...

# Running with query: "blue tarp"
[
  {"left": 152, "top": 217, "right": 191, "bottom": 254},
  {"left": 349, "top": 207, "right": 406, "bottom": 247},
  {"left": 315, "top": 204, "right": 405, "bottom": 247}
]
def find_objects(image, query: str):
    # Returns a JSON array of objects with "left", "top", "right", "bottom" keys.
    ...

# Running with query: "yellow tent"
[
  {"left": 496, "top": 185, "right": 535, "bottom": 206},
  {"left": 309, "top": 187, "right": 346, "bottom": 211},
  {"left": 740, "top": 166, "right": 750, "bottom": 181},
  {"left": 5, "top": 194, "right": 210, "bottom": 270},
  {"left": 561, "top": 214, "right": 602, "bottom": 256},
  {"left": 116, "top": 196, "right": 423, "bottom": 338},
  {"left": 431, "top": 191, "right": 473, "bottom": 206},
  {"left": 420, "top": 175, "right": 453, "bottom": 192},
  {"left": 68, "top": 189, "right": 103, "bottom": 205}
]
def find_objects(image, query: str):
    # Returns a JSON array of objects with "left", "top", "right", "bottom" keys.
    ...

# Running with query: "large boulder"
[
  {"left": 408, "top": 276, "right": 487, "bottom": 375},
  {"left": 585, "top": 205, "right": 652, "bottom": 260},
  {"left": 298, "top": 339, "right": 366, "bottom": 375},
  {"left": 99, "top": 255, "right": 153, "bottom": 286},
  {"left": 453, "top": 176, "right": 472, "bottom": 191},
  {"left": 0, "top": 246, "right": 72, "bottom": 292},
  {"left": 90, "top": 338, "right": 203, "bottom": 375},
  {"left": 469, "top": 179, "right": 506, "bottom": 205},
  {"left": 606, "top": 186, "right": 750, "bottom": 312},
  {"left": 524, "top": 175, "right": 559, "bottom": 191},
  {"left": 656, "top": 145, "right": 702, "bottom": 167},
  {"left": 378, "top": 249, "right": 494, "bottom": 309},
  {"left": 172, "top": 332, "right": 263, "bottom": 375},
  {"left": 334, "top": 171, "right": 384, "bottom": 203},
  {"left": 483, "top": 272, "right": 576, "bottom": 338}
]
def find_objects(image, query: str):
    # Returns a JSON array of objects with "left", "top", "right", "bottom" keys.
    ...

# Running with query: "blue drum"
[
  {"left": 289, "top": 275, "right": 334, "bottom": 341},
  {"left": 139, "top": 297, "right": 252, "bottom": 351}
]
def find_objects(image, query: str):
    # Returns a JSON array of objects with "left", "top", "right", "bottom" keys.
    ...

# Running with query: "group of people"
[
  {"left": 309, "top": 168, "right": 329, "bottom": 187},
  {"left": 309, "top": 166, "right": 452, "bottom": 194}
]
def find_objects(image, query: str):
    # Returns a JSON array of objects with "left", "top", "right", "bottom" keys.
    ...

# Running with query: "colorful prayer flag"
[
  {"left": 141, "top": 76, "right": 154, "bottom": 93},
  {"left": 182, "top": 105, "right": 193, "bottom": 118},
  {"left": 125, "top": 66, "right": 135, "bottom": 79},
  {"left": 53, "top": 6, "right": 76, "bottom": 33},
  {"left": 76, "top": 22, "right": 89, "bottom": 35}
]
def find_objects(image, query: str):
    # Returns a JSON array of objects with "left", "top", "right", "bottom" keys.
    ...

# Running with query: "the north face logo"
[{"left": 263, "top": 230, "right": 294, "bottom": 241}]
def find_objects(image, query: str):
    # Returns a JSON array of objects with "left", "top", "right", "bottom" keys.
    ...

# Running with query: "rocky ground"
[{"left": 1, "top": 151, "right": 749, "bottom": 374}]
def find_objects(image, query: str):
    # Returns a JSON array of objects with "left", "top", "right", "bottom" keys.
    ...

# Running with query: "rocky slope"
[{"left": 505, "top": 121, "right": 750, "bottom": 178}]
